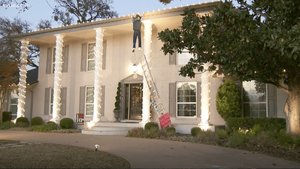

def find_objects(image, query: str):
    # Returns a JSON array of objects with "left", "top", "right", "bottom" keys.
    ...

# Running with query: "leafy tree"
[
  {"left": 159, "top": 0, "right": 172, "bottom": 4},
  {"left": 158, "top": 0, "right": 300, "bottom": 134},
  {"left": 0, "top": 0, "right": 28, "bottom": 12},
  {"left": 53, "top": 0, "right": 118, "bottom": 25}
]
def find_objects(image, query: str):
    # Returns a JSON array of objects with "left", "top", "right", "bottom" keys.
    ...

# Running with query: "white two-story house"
[{"left": 13, "top": 1, "right": 288, "bottom": 135}]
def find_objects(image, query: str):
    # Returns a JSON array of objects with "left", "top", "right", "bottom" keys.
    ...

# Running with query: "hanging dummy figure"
[{"left": 132, "top": 14, "right": 142, "bottom": 52}]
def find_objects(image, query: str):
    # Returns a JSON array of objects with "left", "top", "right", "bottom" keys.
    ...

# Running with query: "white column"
[
  {"left": 199, "top": 63, "right": 212, "bottom": 131},
  {"left": 16, "top": 40, "right": 29, "bottom": 119},
  {"left": 51, "top": 34, "right": 64, "bottom": 123},
  {"left": 87, "top": 27, "right": 104, "bottom": 129},
  {"left": 140, "top": 20, "right": 153, "bottom": 126}
]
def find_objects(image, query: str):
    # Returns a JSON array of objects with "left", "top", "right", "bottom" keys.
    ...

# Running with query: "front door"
[{"left": 124, "top": 83, "right": 143, "bottom": 120}]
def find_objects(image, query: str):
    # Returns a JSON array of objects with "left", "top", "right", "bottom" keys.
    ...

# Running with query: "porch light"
[
  {"left": 131, "top": 64, "right": 138, "bottom": 79},
  {"left": 131, "top": 63, "right": 138, "bottom": 74}
]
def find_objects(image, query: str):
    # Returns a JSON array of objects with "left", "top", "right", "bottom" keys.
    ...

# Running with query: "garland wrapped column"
[
  {"left": 140, "top": 20, "right": 152, "bottom": 126},
  {"left": 51, "top": 34, "right": 64, "bottom": 123},
  {"left": 88, "top": 28, "right": 104, "bottom": 129},
  {"left": 199, "top": 63, "right": 212, "bottom": 131},
  {"left": 16, "top": 40, "right": 29, "bottom": 119}
]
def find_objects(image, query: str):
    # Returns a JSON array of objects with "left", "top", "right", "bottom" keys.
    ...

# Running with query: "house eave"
[{"left": 14, "top": 1, "right": 220, "bottom": 41}]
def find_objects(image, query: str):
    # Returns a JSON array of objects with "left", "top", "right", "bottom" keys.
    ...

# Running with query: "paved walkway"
[{"left": 0, "top": 130, "right": 299, "bottom": 168}]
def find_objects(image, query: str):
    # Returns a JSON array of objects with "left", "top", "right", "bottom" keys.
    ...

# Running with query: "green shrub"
[
  {"left": 59, "top": 118, "right": 74, "bottom": 129},
  {"left": 227, "top": 131, "right": 249, "bottom": 147},
  {"left": 47, "top": 121, "right": 59, "bottom": 129},
  {"left": 165, "top": 126, "right": 176, "bottom": 137},
  {"left": 248, "top": 131, "right": 276, "bottom": 148},
  {"left": 31, "top": 117, "right": 44, "bottom": 126},
  {"left": 226, "top": 118, "right": 286, "bottom": 133},
  {"left": 0, "top": 121, "right": 14, "bottom": 130},
  {"left": 145, "top": 127, "right": 160, "bottom": 138},
  {"left": 276, "top": 129, "right": 294, "bottom": 147},
  {"left": 127, "top": 127, "right": 145, "bottom": 137},
  {"left": 144, "top": 122, "right": 159, "bottom": 131},
  {"left": 2, "top": 111, "right": 12, "bottom": 122},
  {"left": 15, "top": 117, "right": 29, "bottom": 127},
  {"left": 191, "top": 127, "right": 201, "bottom": 136},
  {"left": 216, "top": 129, "right": 229, "bottom": 140},
  {"left": 30, "top": 121, "right": 59, "bottom": 132},
  {"left": 216, "top": 80, "right": 241, "bottom": 121}
]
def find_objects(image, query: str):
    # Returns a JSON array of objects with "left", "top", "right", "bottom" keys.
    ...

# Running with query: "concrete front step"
[{"left": 82, "top": 122, "right": 142, "bottom": 136}]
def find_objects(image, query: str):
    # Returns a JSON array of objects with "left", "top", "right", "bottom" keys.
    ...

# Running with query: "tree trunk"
[{"left": 285, "top": 90, "right": 300, "bottom": 135}]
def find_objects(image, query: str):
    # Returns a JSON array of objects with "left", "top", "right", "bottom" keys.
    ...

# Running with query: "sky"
[{"left": 0, "top": 0, "right": 210, "bottom": 29}]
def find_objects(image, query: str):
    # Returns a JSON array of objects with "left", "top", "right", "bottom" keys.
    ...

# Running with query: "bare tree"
[
  {"left": 53, "top": 0, "right": 118, "bottom": 25},
  {"left": 0, "top": 0, "right": 28, "bottom": 12}
]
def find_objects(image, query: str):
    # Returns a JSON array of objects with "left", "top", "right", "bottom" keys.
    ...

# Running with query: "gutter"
[{"left": 14, "top": 1, "right": 220, "bottom": 40}]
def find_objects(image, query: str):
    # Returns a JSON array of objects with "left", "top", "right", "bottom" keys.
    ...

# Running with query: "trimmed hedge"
[
  {"left": 59, "top": 118, "right": 74, "bottom": 129},
  {"left": 31, "top": 117, "right": 44, "bottom": 126},
  {"left": 191, "top": 127, "right": 201, "bottom": 136},
  {"left": 16, "top": 117, "right": 29, "bottom": 127},
  {"left": 2, "top": 111, "right": 12, "bottom": 122},
  {"left": 216, "top": 80, "right": 241, "bottom": 121},
  {"left": 226, "top": 117, "right": 286, "bottom": 132},
  {"left": 144, "top": 122, "right": 159, "bottom": 131},
  {"left": 165, "top": 126, "right": 176, "bottom": 137}
]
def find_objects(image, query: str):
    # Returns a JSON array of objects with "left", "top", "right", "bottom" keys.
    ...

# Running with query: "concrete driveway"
[{"left": 0, "top": 130, "right": 299, "bottom": 168}]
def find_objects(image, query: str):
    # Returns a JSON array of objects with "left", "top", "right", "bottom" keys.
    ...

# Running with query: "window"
[
  {"left": 51, "top": 48, "right": 56, "bottom": 73},
  {"left": 85, "top": 87, "right": 94, "bottom": 116},
  {"left": 177, "top": 49, "right": 193, "bottom": 65},
  {"left": 87, "top": 43, "right": 95, "bottom": 71},
  {"left": 9, "top": 90, "right": 18, "bottom": 119},
  {"left": 242, "top": 80, "right": 267, "bottom": 118},
  {"left": 176, "top": 82, "right": 197, "bottom": 117},
  {"left": 49, "top": 88, "right": 54, "bottom": 115}
]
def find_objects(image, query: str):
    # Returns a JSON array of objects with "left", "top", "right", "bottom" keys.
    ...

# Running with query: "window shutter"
[
  {"left": 62, "top": 45, "right": 69, "bottom": 73},
  {"left": 61, "top": 87, "right": 67, "bottom": 116},
  {"left": 81, "top": 43, "right": 87, "bottom": 72},
  {"left": 267, "top": 84, "right": 277, "bottom": 117},
  {"left": 102, "top": 41, "right": 107, "bottom": 70},
  {"left": 44, "top": 88, "right": 50, "bottom": 115},
  {"left": 100, "top": 85, "right": 105, "bottom": 116},
  {"left": 169, "top": 53, "right": 176, "bottom": 65},
  {"left": 79, "top": 86, "right": 86, "bottom": 114},
  {"left": 197, "top": 82, "right": 201, "bottom": 118},
  {"left": 169, "top": 83, "right": 176, "bottom": 117},
  {"left": 46, "top": 48, "right": 52, "bottom": 74}
]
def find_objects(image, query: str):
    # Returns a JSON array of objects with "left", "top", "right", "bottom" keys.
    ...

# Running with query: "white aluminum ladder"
[{"left": 137, "top": 51, "right": 166, "bottom": 116}]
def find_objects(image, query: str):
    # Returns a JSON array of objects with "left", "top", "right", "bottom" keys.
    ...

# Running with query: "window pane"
[
  {"left": 88, "top": 43, "right": 95, "bottom": 59},
  {"left": 177, "top": 50, "right": 193, "bottom": 65},
  {"left": 176, "top": 82, "right": 197, "bottom": 117},
  {"left": 177, "top": 104, "right": 196, "bottom": 117},
  {"left": 50, "top": 88, "right": 54, "bottom": 104},
  {"left": 86, "top": 104, "right": 93, "bottom": 116},
  {"left": 242, "top": 80, "right": 266, "bottom": 118},
  {"left": 243, "top": 81, "right": 266, "bottom": 102},
  {"left": 10, "top": 105, "right": 17, "bottom": 115},
  {"left": 86, "top": 87, "right": 94, "bottom": 103},
  {"left": 88, "top": 60, "right": 95, "bottom": 71}
]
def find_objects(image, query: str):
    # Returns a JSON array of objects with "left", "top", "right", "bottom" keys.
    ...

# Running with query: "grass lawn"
[{"left": 0, "top": 140, "right": 130, "bottom": 169}]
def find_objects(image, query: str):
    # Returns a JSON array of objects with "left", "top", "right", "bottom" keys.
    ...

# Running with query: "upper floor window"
[
  {"left": 176, "top": 82, "right": 197, "bottom": 117},
  {"left": 51, "top": 48, "right": 56, "bottom": 73},
  {"left": 242, "top": 80, "right": 267, "bottom": 118},
  {"left": 177, "top": 49, "right": 194, "bottom": 65},
  {"left": 87, "top": 43, "right": 95, "bottom": 71}
]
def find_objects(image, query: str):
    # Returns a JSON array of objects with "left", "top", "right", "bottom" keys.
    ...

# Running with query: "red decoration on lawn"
[{"left": 159, "top": 113, "right": 171, "bottom": 128}]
